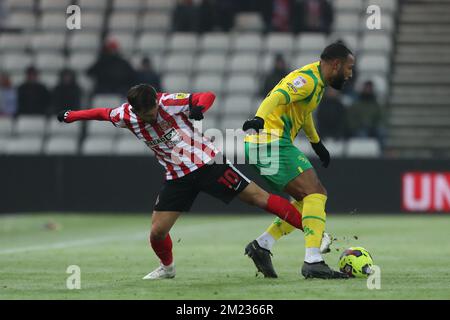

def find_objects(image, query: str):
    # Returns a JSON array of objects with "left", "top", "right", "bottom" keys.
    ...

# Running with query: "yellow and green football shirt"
[{"left": 245, "top": 61, "right": 326, "bottom": 144}]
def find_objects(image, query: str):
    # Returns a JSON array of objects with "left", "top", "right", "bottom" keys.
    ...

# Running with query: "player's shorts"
[
  {"left": 244, "top": 138, "right": 313, "bottom": 192},
  {"left": 154, "top": 155, "right": 250, "bottom": 212}
]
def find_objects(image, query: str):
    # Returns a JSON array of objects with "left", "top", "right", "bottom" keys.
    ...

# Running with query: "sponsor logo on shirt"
[
  {"left": 292, "top": 76, "right": 307, "bottom": 88},
  {"left": 146, "top": 128, "right": 181, "bottom": 147}
]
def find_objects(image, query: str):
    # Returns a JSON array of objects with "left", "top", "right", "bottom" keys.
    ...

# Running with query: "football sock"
[
  {"left": 264, "top": 194, "right": 303, "bottom": 230},
  {"left": 265, "top": 200, "right": 303, "bottom": 242},
  {"left": 256, "top": 232, "right": 276, "bottom": 251},
  {"left": 302, "top": 193, "right": 327, "bottom": 259},
  {"left": 150, "top": 233, "right": 173, "bottom": 266},
  {"left": 304, "top": 247, "right": 323, "bottom": 263}
]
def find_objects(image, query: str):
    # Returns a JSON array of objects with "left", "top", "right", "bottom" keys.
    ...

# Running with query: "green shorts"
[{"left": 244, "top": 139, "right": 313, "bottom": 192}]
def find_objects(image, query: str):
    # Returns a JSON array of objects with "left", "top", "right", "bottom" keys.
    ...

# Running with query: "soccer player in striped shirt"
[
  {"left": 57, "top": 84, "right": 320, "bottom": 280},
  {"left": 243, "top": 42, "right": 354, "bottom": 279}
]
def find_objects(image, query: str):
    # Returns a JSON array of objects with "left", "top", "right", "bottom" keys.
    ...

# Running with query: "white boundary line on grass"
[{"left": 0, "top": 218, "right": 254, "bottom": 255}]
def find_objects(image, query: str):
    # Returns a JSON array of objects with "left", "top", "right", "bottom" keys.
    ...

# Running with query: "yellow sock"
[
  {"left": 302, "top": 193, "right": 327, "bottom": 248},
  {"left": 266, "top": 200, "right": 303, "bottom": 240}
]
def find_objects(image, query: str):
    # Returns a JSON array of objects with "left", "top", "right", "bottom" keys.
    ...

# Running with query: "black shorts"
[{"left": 154, "top": 158, "right": 251, "bottom": 212}]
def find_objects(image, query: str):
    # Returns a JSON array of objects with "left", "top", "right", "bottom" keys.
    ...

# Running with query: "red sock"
[
  {"left": 150, "top": 234, "right": 173, "bottom": 266},
  {"left": 265, "top": 194, "right": 303, "bottom": 230}
]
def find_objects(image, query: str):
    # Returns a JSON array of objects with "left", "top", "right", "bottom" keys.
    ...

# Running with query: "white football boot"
[
  {"left": 143, "top": 262, "right": 176, "bottom": 280},
  {"left": 320, "top": 232, "right": 333, "bottom": 254}
]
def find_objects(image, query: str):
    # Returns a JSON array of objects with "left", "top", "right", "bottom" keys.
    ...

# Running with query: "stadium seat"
[
  {"left": 0, "top": 118, "right": 14, "bottom": 137},
  {"left": 365, "top": 0, "right": 398, "bottom": 12},
  {"left": 109, "top": 13, "right": 139, "bottom": 32},
  {"left": 136, "top": 33, "right": 167, "bottom": 54},
  {"left": 358, "top": 54, "right": 390, "bottom": 73},
  {"left": 114, "top": 137, "right": 150, "bottom": 156},
  {"left": 14, "top": 115, "right": 47, "bottom": 136},
  {"left": 144, "top": 0, "right": 176, "bottom": 11},
  {"left": 77, "top": 0, "right": 108, "bottom": 11},
  {"left": 196, "top": 53, "right": 227, "bottom": 73},
  {"left": 333, "top": 13, "right": 361, "bottom": 32},
  {"left": 229, "top": 54, "right": 260, "bottom": 74},
  {"left": 67, "top": 32, "right": 101, "bottom": 52},
  {"left": 162, "top": 74, "right": 191, "bottom": 92},
  {"left": 322, "top": 138, "right": 345, "bottom": 158},
  {"left": 68, "top": 53, "right": 97, "bottom": 72},
  {"left": 222, "top": 95, "right": 253, "bottom": 115},
  {"left": 140, "top": 12, "right": 171, "bottom": 32},
  {"left": 200, "top": 33, "right": 231, "bottom": 53},
  {"left": 232, "top": 34, "right": 263, "bottom": 52},
  {"left": 131, "top": 54, "right": 163, "bottom": 73},
  {"left": 43, "top": 136, "right": 79, "bottom": 155},
  {"left": 35, "top": 53, "right": 66, "bottom": 72},
  {"left": 39, "top": 12, "right": 67, "bottom": 31},
  {"left": 163, "top": 53, "right": 195, "bottom": 73},
  {"left": 234, "top": 13, "right": 265, "bottom": 32},
  {"left": 40, "top": 72, "right": 59, "bottom": 88},
  {"left": 4, "top": 137, "right": 44, "bottom": 155},
  {"left": 0, "top": 138, "right": 8, "bottom": 155},
  {"left": 81, "top": 137, "right": 114, "bottom": 155},
  {"left": 91, "top": 95, "right": 123, "bottom": 109},
  {"left": 291, "top": 54, "right": 320, "bottom": 69},
  {"left": 47, "top": 119, "right": 82, "bottom": 137},
  {"left": 219, "top": 115, "right": 247, "bottom": 131},
  {"left": 1, "top": 53, "right": 33, "bottom": 73},
  {"left": 260, "top": 52, "right": 292, "bottom": 72},
  {"left": 346, "top": 138, "right": 381, "bottom": 157},
  {"left": 77, "top": 12, "right": 105, "bottom": 30},
  {"left": 5, "top": 0, "right": 35, "bottom": 11},
  {"left": 360, "top": 34, "right": 393, "bottom": 54},
  {"left": 77, "top": 74, "right": 94, "bottom": 93},
  {"left": 40, "top": 0, "right": 71, "bottom": 11},
  {"left": 334, "top": 0, "right": 364, "bottom": 12},
  {"left": 112, "top": 0, "right": 143, "bottom": 11},
  {"left": 85, "top": 121, "right": 117, "bottom": 138},
  {"left": 295, "top": 33, "right": 327, "bottom": 54},
  {"left": 265, "top": 33, "right": 294, "bottom": 53},
  {"left": 168, "top": 33, "right": 198, "bottom": 53},
  {"left": 328, "top": 33, "right": 359, "bottom": 52},
  {"left": 192, "top": 74, "right": 223, "bottom": 94},
  {"left": 0, "top": 34, "right": 30, "bottom": 52},
  {"left": 31, "top": 33, "right": 66, "bottom": 51},
  {"left": 225, "top": 75, "right": 258, "bottom": 95},
  {"left": 6, "top": 12, "right": 37, "bottom": 30},
  {"left": 197, "top": 117, "right": 218, "bottom": 132}
]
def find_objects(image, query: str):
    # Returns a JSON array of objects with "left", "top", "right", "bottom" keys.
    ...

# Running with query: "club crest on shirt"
[
  {"left": 159, "top": 120, "right": 172, "bottom": 131},
  {"left": 292, "top": 76, "right": 307, "bottom": 88}
]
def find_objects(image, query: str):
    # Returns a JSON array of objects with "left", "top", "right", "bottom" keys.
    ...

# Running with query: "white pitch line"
[{"left": 0, "top": 218, "right": 255, "bottom": 255}]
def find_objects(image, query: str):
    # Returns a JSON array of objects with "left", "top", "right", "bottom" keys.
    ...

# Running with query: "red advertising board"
[{"left": 402, "top": 172, "right": 450, "bottom": 212}]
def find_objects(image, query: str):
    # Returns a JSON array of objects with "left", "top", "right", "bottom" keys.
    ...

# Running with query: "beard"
[{"left": 329, "top": 72, "right": 347, "bottom": 90}]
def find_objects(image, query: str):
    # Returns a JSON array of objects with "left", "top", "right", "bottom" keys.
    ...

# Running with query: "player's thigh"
[
  {"left": 198, "top": 160, "right": 251, "bottom": 205},
  {"left": 237, "top": 182, "right": 270, "bottom": 209},
  {"left": 154, "top": 176, "right": 199, "bottom": 213},
  {"left": 151, "top": 211, "right": 181, "bottom": 239},
  {"left": 283, "top": 168, "right": 327, "bottom": 201}
]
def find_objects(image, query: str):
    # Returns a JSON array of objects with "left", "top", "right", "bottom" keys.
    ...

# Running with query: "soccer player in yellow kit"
[{"left": 243, "top": 42, "right": 355, "bottom": 279}]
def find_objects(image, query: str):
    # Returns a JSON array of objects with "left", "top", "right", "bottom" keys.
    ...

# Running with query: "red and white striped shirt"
[{"left": 109, "top": 92, "right": 219, "bottom": 180}]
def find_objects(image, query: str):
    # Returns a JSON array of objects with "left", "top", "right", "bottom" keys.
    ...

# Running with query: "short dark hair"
[
  {"left": 320, "top": 41, "right": 353, "bottom": 62},
  {"left": 127, "top": 84, "right": 157, "bottom": 112}
]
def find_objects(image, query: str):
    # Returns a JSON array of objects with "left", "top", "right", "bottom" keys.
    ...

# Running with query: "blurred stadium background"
[{"left": 0, "top": 0, "right": 449, "bottom": 213}]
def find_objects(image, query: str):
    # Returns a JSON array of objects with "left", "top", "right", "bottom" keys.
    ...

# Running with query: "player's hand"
[
  {"left": 311, "top": 140, "right": 330, "bottom": 168},
  {"left": 242, "top": 116, "right": 264, "bottom": 132},
  {"left": 189, "top": 105, "right": 204, "bottom": 121},
  {"left": 57, "top": 110, "right": 71, "bottom": 123}
]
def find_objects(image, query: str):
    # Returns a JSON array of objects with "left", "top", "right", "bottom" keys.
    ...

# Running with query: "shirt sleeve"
[
  {"left": 273, "top": 73, "right": 316, "bottom": 105},
  {"left": 109, "top": 104, "right": 128, "bottom": 128},
  {"left": 303, "top": 112, "right": 320, "bottom": 143}
]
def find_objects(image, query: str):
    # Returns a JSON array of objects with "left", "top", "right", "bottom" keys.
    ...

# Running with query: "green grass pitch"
[{"left": 1, "top": 213, "right": 450, "bottom": 300}]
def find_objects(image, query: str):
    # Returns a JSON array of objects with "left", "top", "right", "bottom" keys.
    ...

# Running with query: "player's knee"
[{"left": 150, "top": 227, "right": 168, "bottom": 242}]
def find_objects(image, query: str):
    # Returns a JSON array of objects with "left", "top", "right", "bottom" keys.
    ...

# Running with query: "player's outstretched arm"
[
  {"left": 189, "top": 92, "right": 216, "bottom": 120},
  {"left": 242, "top": 91, "right": 287, "bottom": 132},
  {"left": 57, "top": 108, "right": 113, "bottom": 123}
]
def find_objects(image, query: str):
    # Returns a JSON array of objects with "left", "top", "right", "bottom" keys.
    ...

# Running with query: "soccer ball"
[{"left": 338, "top": 247, "right": 374, "bottom": 278}]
